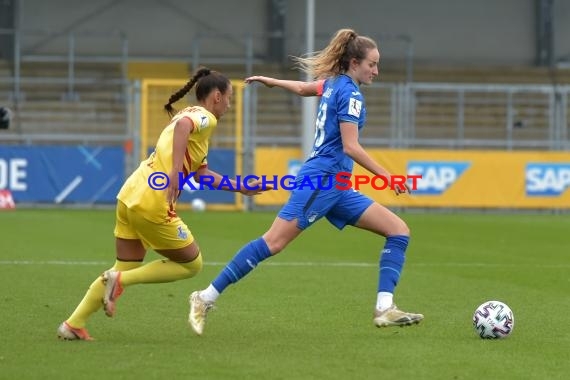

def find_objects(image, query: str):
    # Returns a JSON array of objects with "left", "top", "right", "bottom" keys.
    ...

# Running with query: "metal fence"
[
  {"left": 3, "top": 79, "right": 569, "bottom": 167},
  {"left": 247, "top": 82, "right": 570, "bottom": 152}
]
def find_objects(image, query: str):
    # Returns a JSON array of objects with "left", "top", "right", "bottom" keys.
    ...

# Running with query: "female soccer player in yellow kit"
[{"left": 57, "top": 67, "right": 267, "bottom": 340}]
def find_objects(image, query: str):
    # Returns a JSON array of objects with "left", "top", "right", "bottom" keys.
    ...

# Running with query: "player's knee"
[
  {"left": 264, "top": 237, "right": 287, "bottom": 255},
  {"left": 389, "top": 219, "right": 410, "bottom": 237},
  {"left": 399, "top": 221, "right": 410, "bottom": 236}
]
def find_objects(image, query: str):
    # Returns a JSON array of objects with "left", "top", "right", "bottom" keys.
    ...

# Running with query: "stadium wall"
[{"left": 17, "top": 0, "right": 570, "bottom": 66}]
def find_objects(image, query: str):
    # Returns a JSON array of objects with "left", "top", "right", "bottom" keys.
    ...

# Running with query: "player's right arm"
[
  {"left": 167, "top": 117, "right": 194, "bottom": 204},
  {"left": 245, "top": 76, "right": 324, "bottom": 97},
  {"left": 340, "top": 122, "right": 410, "bottom": 195}
]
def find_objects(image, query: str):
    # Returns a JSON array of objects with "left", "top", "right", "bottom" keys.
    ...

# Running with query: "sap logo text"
[
  {"left": 526, "top": 163, "right": 570, "bottom": 196},
  {"left": 407, "top": 161, "right": 470, "bottom": 195}
]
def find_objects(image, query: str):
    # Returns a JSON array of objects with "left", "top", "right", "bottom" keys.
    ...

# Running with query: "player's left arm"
[
  {"left": 194, "top": 166, "right": 273, "bottom": 196},
  {"left": 245, "top": 76, "right": 324, "bottom": 97}
]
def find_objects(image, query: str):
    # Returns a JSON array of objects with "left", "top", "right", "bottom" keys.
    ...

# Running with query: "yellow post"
[
  {"left": 232, "top": 80, "right": 244, "bottom": 211},
  {"left": 140, "top": 79, "right": 149, "bottom": 162}
]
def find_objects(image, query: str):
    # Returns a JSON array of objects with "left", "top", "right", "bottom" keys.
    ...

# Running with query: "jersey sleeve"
[
  {"left": 315, "top": 79, "right": 326, "bottom": 96},
  {"left": 337, "top": 84, "right": 364, "bottom": 125},
  {"left": 179, "top": 110, "right": 212, "bottom": 134}
]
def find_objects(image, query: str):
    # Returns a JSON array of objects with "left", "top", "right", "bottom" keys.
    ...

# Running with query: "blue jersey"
[
  {"left": 279, "top": 74, "right": 373, "bottom": 230},
  {"left": 302, "top": 74, "right": 366, "bottom": 175}
]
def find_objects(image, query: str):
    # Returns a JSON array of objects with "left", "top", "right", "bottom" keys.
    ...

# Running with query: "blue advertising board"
[
  {"left": 0, "top": 145, "right": 124, "bottom": 203},
  {"left": 0, "top": 145, "right": 237, "bottom": 205}
]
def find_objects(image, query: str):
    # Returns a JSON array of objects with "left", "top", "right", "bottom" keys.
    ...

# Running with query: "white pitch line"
[
  {"left": 0, "top": 260, "right": 568, "bottom": 269},
  {"left": 54, "top": 176, "right": 83, "bottom": 203}
]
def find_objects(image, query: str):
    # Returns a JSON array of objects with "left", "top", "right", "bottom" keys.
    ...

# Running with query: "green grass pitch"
[{"left": 0, "top": 209, "right": 568, "bottom": 379}]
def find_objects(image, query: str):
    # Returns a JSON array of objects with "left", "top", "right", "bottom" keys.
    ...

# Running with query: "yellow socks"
[
  {"left": 66, "top": 260, "right": 142, "bottom": 328},
  {"left": 65, "top": 255, "right": 202, "bottom": 328},
  {"left": 120, "top": 254, "right": 203, "bottom": 286}
]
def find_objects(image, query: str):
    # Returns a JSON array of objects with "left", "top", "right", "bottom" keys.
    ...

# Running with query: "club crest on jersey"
[
  {"left": 348, "top": 98, "right": 362, "bottom": 117},
  {"left": 198, "top": 114, "right": 208, "bottom": 128},
  {"left": 177, "top": 226, "right": 188, "bottom": 240}
]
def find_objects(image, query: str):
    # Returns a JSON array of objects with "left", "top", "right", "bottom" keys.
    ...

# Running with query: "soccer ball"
[
  {"left": 472, "top": 300, "right": 514, "bottom": 339},
  {"left": 191, "top": 198, "right": 206, "bottom": 212}
]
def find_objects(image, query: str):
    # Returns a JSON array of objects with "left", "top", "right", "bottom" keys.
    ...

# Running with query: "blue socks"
[
  {"left": 210, "top": 235, "right": 407, "bottom": 296},
  {"left": 212, "top": 237, "right": 272, "bottom": 293},
  {"left": 378, "top": 235, "right": 409, "bottom": 293}
]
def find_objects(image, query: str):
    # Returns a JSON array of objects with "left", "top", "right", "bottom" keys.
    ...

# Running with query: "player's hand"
[
  {"left": 394, "top": 182, "right": 411, "bottom": 196},
  {"left": 240, "top": 178, "right": 274, "bottom": 196},
  {"left": 244, "top": 76, "right": 274, "bottom": 88},
  {"left": 166, "top": 169, "right": 180, "bottom": 205}
]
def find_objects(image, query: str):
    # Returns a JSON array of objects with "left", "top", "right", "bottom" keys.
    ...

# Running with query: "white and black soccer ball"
[
  {"left": 191, "top": 198, "right": 206, "bottom": 212},
  {"left": 473, "top": 300, "right": 514, "bottom": 339}
]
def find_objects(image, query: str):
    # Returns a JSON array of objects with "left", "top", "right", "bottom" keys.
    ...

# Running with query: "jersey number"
[{"left": 313, "top": 103, "right": 327, "bottom": 149}]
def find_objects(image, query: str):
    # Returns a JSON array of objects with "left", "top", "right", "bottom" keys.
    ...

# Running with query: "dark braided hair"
[{"left": 164, "top": 67, "right": 230, "bottom": 117}]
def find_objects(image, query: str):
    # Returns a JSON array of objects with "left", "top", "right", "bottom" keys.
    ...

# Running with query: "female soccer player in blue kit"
[{"left": 189, "top": 28, "right": 423, "bottom": 335}]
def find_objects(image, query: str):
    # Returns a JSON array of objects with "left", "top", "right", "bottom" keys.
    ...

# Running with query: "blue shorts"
[{"left": 278, "top": 174, "right": 374, "bottom": 230}]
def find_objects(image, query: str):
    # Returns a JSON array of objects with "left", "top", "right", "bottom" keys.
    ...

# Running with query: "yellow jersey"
[{"left": 117, "top": 106, "right": 217, "bottom": 223}]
